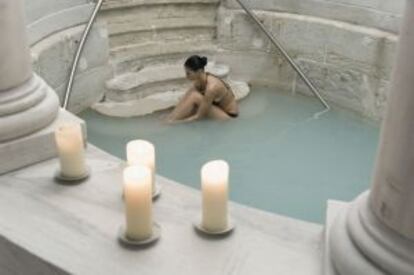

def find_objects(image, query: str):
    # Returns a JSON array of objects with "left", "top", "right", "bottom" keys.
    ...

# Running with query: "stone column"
[
  {"left": 370, "top": 0, "right": 414, "bottom": 242},
  {"left": 329, "top": 1, "right": 414, "bottom": 274},
  {"left": 0, "top": 0, "right": 59, "bottom": 142}
]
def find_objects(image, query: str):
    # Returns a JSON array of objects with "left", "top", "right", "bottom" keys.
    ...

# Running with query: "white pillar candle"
[
  {"left": 201, "top": 160, "right": 229, "bottom": 232},
  {"left": 123, "top": 165, "right": 153, "bottom": 240},
  {"left": 127, "top": 140, "right": 156, "bottom": 193},
  {"left": 54, "top": 123, "right": 86, "bottom": 178}
]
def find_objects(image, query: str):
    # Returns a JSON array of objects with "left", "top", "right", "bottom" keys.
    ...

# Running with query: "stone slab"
[
  {"left": 0, "top": 109, "right": 86, "bottom": 175},
  {"left": 104, "top": 12, "right": 216, "bottom": 37},
  {"left": 109, "top": 27, "right": 216, "bottom": 49},
  {"left": 0, "top": 145, "right": 322, "bottom": 274}
]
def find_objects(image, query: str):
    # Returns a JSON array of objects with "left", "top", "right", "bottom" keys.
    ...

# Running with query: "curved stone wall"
[
  {"left": 224, "top": 0, "right": 404, "bottom": 33},
  {"left": 217, "top": 1, "right": 403, "bottom": 120},
  {"left": 23, "top": 0, "right": 405, "bottom": 120},
  {"left": 24, "top": 0, "right": 111, "bottom": 114}
]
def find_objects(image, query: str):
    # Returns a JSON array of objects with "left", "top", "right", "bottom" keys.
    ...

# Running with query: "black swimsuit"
[{"left": 206, "top": 73, "right": 238, "bottom": 118}]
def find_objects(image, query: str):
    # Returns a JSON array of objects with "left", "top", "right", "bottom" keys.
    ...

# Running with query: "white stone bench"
[{"left": 0, "top": 145, "right": 322, "bottom": 275}]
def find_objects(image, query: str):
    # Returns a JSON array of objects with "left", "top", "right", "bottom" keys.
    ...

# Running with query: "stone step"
[
  {"left": 109, "top": 27, "right": 216, "bottom": 50},
  {"left": 110, "top": 40, "right": 218, "bottom": 74},
  {"left": 105, "top": 62, "right": 229, "bottom": 102},
  {"left": 102, "top": 7, "right": 216, "bottom": 37},
  {"left": 102, "top": 0, "right": 219, "bottom": 10},
  {"left": 92, "top": 80, "right": 250, "bottom": 117},
  {"left": 107, "top": 17, "right": 216, "bottom": 49},
  {"left": 100, "top": 0, "right": 219, "bottom": 74}
]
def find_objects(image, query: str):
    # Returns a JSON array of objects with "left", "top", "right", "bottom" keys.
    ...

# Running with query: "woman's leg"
[
  {"left": 208, "top": 105, "right": 231, "bottom": 120},
  {"left": 167, "top": 90, "right": 203, "bottom": 121},
  {"left": 167, "top": 89, "right": 231, "bottom": 121}
]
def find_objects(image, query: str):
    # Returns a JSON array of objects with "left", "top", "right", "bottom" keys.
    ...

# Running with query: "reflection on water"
[{"left": 80, "top": 87, "right": 379, "bottom": 224}]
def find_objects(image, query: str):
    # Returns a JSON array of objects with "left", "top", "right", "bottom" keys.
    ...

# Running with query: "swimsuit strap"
[{"left": 206, "top": 72, "right": 235, "bottom": 98}]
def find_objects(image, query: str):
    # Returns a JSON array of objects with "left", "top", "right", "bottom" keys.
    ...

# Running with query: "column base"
[
  {"left": 0, "top": 74, "right": 60, "bottom": 142},
  {"left": 0, "top": 109, "right": 86, "bottom": 175},
  {"left": 323, "top": 200, "right": 345, "bottom": 275},
  {"left": 325, "top": 192, "right": 414, "bottom": 275}
]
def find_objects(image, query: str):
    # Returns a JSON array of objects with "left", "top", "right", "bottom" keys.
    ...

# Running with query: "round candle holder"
[
  {"left": 118, "top": 223, "right": 161, "bottom": 247},
  {"left": 54, "top": 166, "right": 90, "bottom": 184},
  {"left": 193, "top": 220, "right": 235, "bottom": 236},
  {"left": 152, "top": 181, "right": 162, "bottom": 199}
]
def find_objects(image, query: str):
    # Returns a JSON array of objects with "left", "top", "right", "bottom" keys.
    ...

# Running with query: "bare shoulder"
[
  {"left": 209, "top": 74, "right": 224, "bottom": 86},
  {"left": 206, "top": 75, "right": 225, "bottom": 94}
]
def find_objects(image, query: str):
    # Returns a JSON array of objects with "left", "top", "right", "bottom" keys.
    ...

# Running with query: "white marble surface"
[{"left": 0, "top": 145, "right": 322, "bottom": 274}]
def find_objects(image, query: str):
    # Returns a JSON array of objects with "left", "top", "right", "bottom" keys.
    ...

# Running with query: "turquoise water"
[{"left": 79, "top": 87, "right": 380, "bottom": 224}]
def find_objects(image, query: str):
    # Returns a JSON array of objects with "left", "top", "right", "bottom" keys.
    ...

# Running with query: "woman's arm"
[
  {"left": 165, "top": 87, "right": 199, "bottom": 123},
  {"left": 180, "top": 87, "right": 217, "bottom": 122}
]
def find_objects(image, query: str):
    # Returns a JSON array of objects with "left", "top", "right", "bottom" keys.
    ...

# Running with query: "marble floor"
[{"left": 0, "top": 145, "right": 323, "bottom": 274}]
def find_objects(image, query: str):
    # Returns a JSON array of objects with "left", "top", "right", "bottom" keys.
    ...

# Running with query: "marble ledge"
[{"left": 0, "top": 144, "right": 323, "bottom": 275}]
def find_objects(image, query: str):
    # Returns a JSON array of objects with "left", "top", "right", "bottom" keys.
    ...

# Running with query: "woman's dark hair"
[{"left": 184, "top": 55, "right": 208, "bottom": 71}]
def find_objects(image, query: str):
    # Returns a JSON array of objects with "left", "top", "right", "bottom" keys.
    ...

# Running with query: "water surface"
[{"left": 80, "top": 87, "right": 379, "bottom": 223}]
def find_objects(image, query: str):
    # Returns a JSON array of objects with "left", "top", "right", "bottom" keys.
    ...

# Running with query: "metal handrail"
[
  {"left": 62, "top": 0, "right": 104, "bottom": 109},
  {"left": 236, "top": 0, "right": 330, "bottom": 111}
]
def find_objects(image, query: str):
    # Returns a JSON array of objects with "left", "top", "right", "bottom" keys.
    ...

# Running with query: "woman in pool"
[{"left": 166, "top": 55, "right": 239, "bottom": 123}]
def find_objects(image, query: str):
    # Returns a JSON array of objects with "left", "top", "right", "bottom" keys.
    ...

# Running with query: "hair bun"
[
  {"left": 184, "top": 55, "right": 208, "bottom": 71},
  {"left": 201, "top": 56, "right": 208, "bottom": 66}
]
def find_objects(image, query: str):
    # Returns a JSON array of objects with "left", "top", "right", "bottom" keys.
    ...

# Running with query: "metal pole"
[
  {"left": 62, "top": 0, "right": 104, "bottom": 109},
  {"left": 236, "top": 0, "right": 330, "bottom": 111}
]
